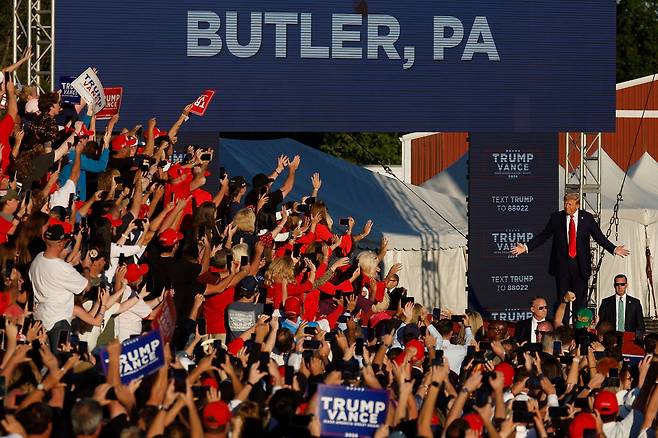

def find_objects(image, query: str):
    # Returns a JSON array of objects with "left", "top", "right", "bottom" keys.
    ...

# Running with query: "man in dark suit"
[
  {"left": 599, "top": 274, "right": 644, "bottom": 333},
  {"left": 515, "top": 296, "right": 550, "bottom": 343},
  {"left": 511, "top": 193, "right": 630, "bottom": 311}
]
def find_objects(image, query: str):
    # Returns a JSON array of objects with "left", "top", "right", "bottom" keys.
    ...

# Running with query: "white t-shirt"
[
  {"left": 79, "top": 300, "right": 120, "bottom": 352},
  {"left": 29, "top": 252, "right": 88, "bottom": 331},
  {"left": 49, "top": 179, "right": 76, "bottom": 209},
  {"left": 114, "top": 286, "right": 151, "bottom": 342}
]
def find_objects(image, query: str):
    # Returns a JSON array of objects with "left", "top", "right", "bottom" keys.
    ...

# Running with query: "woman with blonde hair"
[
  {"left": 264, "top": 255, "right": 314, "bottom": 309},
  {"left": 356, "top": 250, "right": 402, "bottom": 303},
  {"left": 229, "top": 207, "right": 258, "bottom": 249}
]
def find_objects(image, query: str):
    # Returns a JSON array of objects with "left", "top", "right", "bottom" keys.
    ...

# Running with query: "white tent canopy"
[
  {"left": 422, "top": 148, "right": 658, "bottom": 316},
  {"left": 215, "top": 138, "right": 468, "bottom": 310}
]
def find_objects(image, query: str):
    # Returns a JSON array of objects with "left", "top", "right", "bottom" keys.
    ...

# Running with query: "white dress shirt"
[
  {"left": 566, "top": 209, "right": 579, "bottom": 242},
  {"left": 616, "top": 293, "right": 628, "bottom": 332},
  {"left": 530, "top": 317, "right": 545, "bottom": 343}
]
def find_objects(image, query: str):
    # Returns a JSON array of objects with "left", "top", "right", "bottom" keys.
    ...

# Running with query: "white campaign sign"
[{"left": 71, "top": 68, "right": 106, "bottom": 114}]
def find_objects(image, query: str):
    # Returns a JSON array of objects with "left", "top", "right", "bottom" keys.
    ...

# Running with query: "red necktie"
[{"left": 568, "top": 215, "right": 577, "bottom": 258}]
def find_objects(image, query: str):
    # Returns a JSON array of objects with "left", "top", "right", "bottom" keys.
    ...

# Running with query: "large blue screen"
[{"left": 55, "top": 1, "right": 615, "bottom": 132}]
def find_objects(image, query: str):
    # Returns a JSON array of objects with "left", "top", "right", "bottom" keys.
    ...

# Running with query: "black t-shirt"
[{"left": 146, "top": 251, "right": 203, "bottom": 320}]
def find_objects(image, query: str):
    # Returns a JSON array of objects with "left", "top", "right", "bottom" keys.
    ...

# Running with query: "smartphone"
[
  {"left": 292, "top": 244, "right": 302, "bottom": 258},
  {"left": 549, "top": 406, "right": 569, "bottom": 418},
  {"left": 513, "top": 411, "right": 534, "bottom": 423},
  {"left": 259, "top": 352, "right": 270, "bottom": 372},
  {"left": 296, "top": 204, "right": 310, "bottom": 213},
  {"left": 24, "top": 190, "right": 31, "bottom": 205},
  {"left": 304, "top": 197, "right": 316, "bottom": 205},
  {"left": 263, "top": 303, "right": 274, "bottom": 317},
  {"left": 304, "top": 326, "right": 317, "bottom": 336},
  {"left": 401, "top": 296, "right": 415, "bottom": 307},
  {"left": 200, "top": 153, "right": 212, "bottom": 161},
  {"left": 197, "top": 318, "right": 206, "bottom": 336},
  {"left": 78, "top": 341, "right": 89, "bottom": 356},
  {"left": 215, "top": 349, "right": 227, "bottom": 367},
  {"left": 21, "top": 316, "right": 32, "bottom": 336},
  {"left": 525, "top": 342, "right": 542, "bottom": 353},
  {"left": 433, "top": 349, "right": 444, "bottom": 365},
  {"left": 118, "top": 254, "right": 126, "bottom": 266},
  {"left": 574, "top": 397, "right": 590, "bottom": 411},
  {"left": 240, "top": 255, "right": 249, "bottom": 266},
  {"left": 302, "top": 340, "right": 320, "bottom": 350},
  {"left": 192, "top": 386, "right": 206, "bottom": 399},
  {"left": 325, "top": 332, "right": 336, "bottom": 342},
  {"left": 0, "top": 376, "right": 6, "bottom": 398},
  {"left": 355, "top": 338, "right": 364, "bottom": 356},
  {"left": 479, "top": 341, "right": 491, "bottom": 351},
  {"left": 467, "top": 345, "right": 476, "bottom": 356},
  {"left": 337, "top": 314, "right": 349, "bottom": 324},
  {"left": 173, "top": 369, "right": 187, "bottom": 393},
  {"left": 450, "top": 315, "right": 465, "bottom": 322},
  {"left": 106, "top": 387, "right": 117, "bottom": 400},
  {"left": 339, "top": 218, "right": 350, "bottom": 226},
  {"left": 285, "top": 365, "right": 294, "bottom": 385},
  {"left": 57, "top": 330, "right": 70, "bottom": 349},
  {"left": 74, "top": 222, "right": 81, "bottom": 235},
  {"left": 580, "top": 335, "right": 591, "bottom": 356},
  {"left": 68, "top": 193, "right": 75, "bottom": 209},
  {"left": 69, "top": 334, "right": 80, "bottom": 349},
  {"left": 219, "top": 167, "right": 226, "bottom": 180},
  {"left": 432, "top": 308, "right": 441, "bottom": 320}
]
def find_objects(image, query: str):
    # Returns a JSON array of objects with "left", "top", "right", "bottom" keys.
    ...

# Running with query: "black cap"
[
  {"left": 238, "top": 276, "right": 259, "bottom": 292},
  {"left": 252, "top": 173, "right": 274, "bottom": 189},
  {"left": 229, "top": 175, "right": 249, "bottom": 189},
  {"left": 44, "top": 224, "right": 70, "bottom": 241}
]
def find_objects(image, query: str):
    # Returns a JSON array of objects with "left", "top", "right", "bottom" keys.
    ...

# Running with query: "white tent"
[
  {"left": 215, "top": 138, "right": 469, "bottom": 311},
  {"left": 422, "top": 148, "right": 658, "bottom": 316}
]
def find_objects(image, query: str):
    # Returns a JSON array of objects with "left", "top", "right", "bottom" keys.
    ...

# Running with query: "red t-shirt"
[
  {"left": 0, "top": 114, "right": 14, "bottom": 175},
  {"left": 0, "top": 216, "right": 13, "bottom": 244},
  {"left": 204, "top": 287, "right": 235, "bottom": 335}
]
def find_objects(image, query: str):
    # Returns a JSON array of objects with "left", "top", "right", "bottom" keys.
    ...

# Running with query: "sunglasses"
[
  {"left": 536, "top": 306, "right": 548, "bottom": 310},
  {"left": 535, "top": 330, "right": 550, "bottom": 334},
  {"left": 614, "top": 283, "right": 626, "bottom": 287}
]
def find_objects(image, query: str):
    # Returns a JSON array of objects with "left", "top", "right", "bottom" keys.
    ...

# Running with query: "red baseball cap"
[
  {"left": 405, "top": 339, "right": 425, "bottom": 362},
  {"left": 125, "top": 263, "right": 149, "bottom": 284},
  {"left": 202, "top": 401, "right": 231, "bottom": 429},
  {"left": 47, "top": 217, "right": 73, "bottom": 234},
  {"left": 144, "top": 126, "right": 167, "bottom": 140},
  {"left": 284, "top": 297, "right": 301, "bottom": 317},
  {"left": 78, "top": 126, "right": 95, "bottom": 138},
  {"left": 463, "top": 413, "right": 484, "bottom": 435},
  {"left": 201, "top": 376, "right": 219, "bottom": 390},
  {"left": 158, "top": 228, "right": 183, "bottom": 246},
  {"left": 569, "top": 412, "right": 597, "bottom": 438},
  {"left": 494, "top": 362, "right": 515, "bottom": 388},
  {"left": 192, "top": 188, "right": 213, "bottom": 207},
  {"left": 110, "top": 134, "right": 138, "bottom": 151},
  {"left": 594, "top": 390, "right": 619, "bottom": 415},
  {"left": 227, "top": 338, "right": 244, "bottom": 356},
  {"left": 102, "top": 214, "right": 122, "bottom": 228},
  {"left": 369, "top": 311, "right": 392, "bottom": 328},
  {"left": 167, "top": 163, "right": 187, "bottom": 180}
]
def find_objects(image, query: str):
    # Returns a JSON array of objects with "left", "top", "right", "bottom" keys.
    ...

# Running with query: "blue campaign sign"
[
  {"left": 100, "top": 329, "right": 165, "bottom": 384},
  {"left": 316, "top": 384, "right": 389, "bottom": 437},
  {"left": 59, "top": 76, "right": 80, "bottom": 105},
  {"left": 54, "top": 1, "right": 615, "bottom": 132}
]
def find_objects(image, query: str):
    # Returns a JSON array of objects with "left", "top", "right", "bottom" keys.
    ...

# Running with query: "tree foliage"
[{"left": 617, "top": 0, "right": 658, "bottom": 83}]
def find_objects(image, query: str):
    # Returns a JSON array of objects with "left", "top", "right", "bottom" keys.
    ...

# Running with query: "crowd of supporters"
[{"left": 0, "top": 54, "right": 658, "bottom": 438}]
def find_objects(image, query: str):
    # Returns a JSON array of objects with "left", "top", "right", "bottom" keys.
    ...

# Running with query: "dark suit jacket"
[
  {"left": 526, "top": 210, "right": 617, "bottom": 279},
  {"left": 514, "top": 318, "right": 532, "bottom": 343},
  {"left": 599, "top": 294, "right": 645, "bottom": 333}
]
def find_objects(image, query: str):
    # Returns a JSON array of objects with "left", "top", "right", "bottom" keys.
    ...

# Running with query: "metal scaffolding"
[
  {"left": 13, "top": 0, "right": 55, "bottom": 92},
  {"left": 564, "top": 132, "right": 603, "bottom": 305}
]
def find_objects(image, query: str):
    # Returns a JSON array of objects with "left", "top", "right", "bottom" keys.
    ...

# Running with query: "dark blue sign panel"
[
  {"left": 59, "top": 76, "right": 80, "bottom": 105},
  {"left": 317, "top": 384, "right": 388, "bottom": 437},
  {"left": 100, "top": 329, "right": 165, "bottom": 384},
  {"left": 55, "top": 1, "right": 615, "bottom": 132},
  {"left": 468, "top": 133, "right": 558, "bottom": 321}
]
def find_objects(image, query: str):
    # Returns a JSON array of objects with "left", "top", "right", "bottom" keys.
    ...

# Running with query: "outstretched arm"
[{"left": 511, "top": 213, "right": 556, "bottom": 256}]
